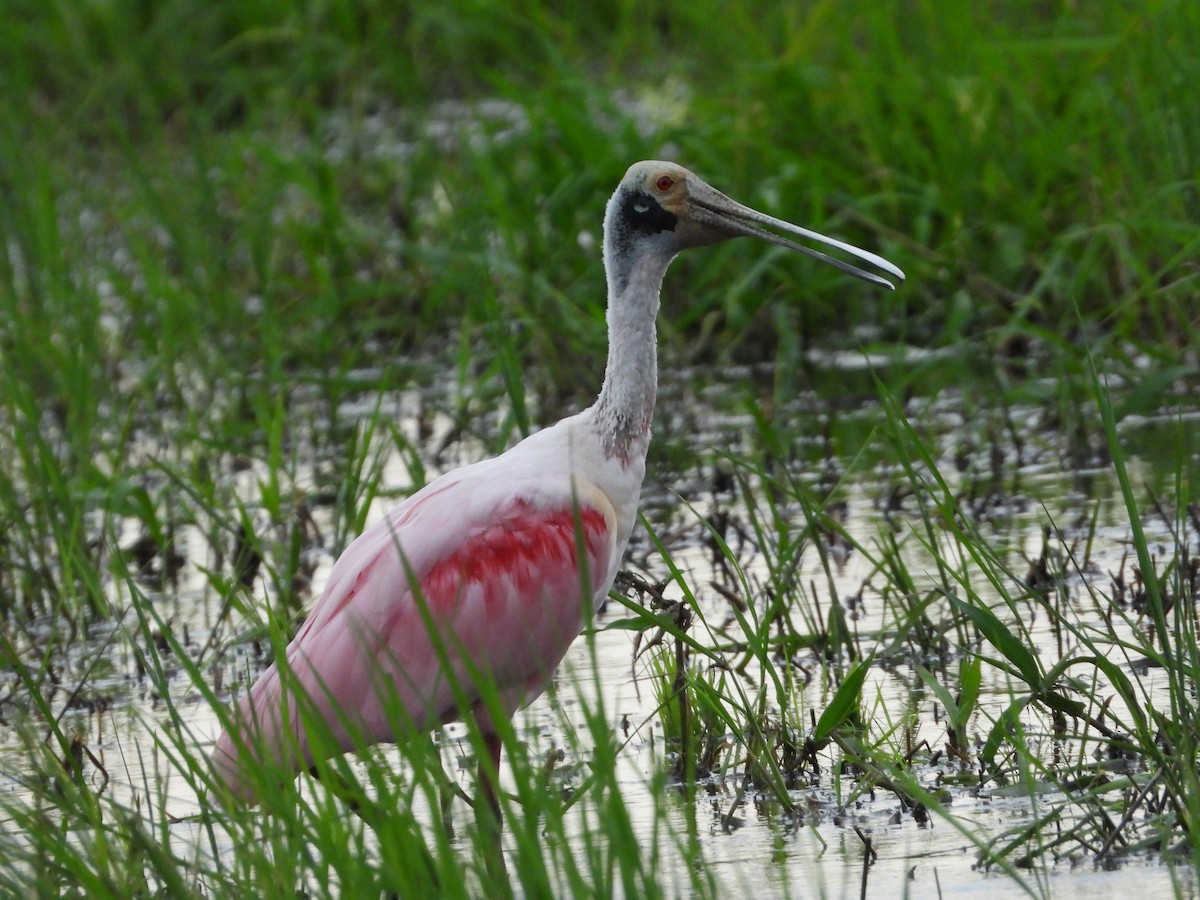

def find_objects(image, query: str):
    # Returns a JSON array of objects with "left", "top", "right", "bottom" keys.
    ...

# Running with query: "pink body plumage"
[{"left": 212, "top": 455, "right": 618, "bottom": 801}]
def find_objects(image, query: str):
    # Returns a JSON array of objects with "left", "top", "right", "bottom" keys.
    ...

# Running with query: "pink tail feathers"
[{"left": 211, "top": 664, "right": 297, "bottom": 805}]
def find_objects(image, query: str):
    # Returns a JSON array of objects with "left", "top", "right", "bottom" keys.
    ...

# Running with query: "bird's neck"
[{"left": 592, "top": 247, "right": 673, "bottom": 464}]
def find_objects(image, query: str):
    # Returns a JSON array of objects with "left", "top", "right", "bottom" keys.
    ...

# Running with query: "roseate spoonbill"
[{"left": 211, "top": 161, "right": 903, "bottom": 809}]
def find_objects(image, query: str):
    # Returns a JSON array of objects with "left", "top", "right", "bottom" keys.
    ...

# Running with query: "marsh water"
[{"left": 2, "top": 351, "right": 1198, "bottom": 898}]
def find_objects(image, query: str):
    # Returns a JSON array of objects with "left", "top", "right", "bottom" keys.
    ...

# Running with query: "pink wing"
[{"left": 212, "top": 476, "right": 616, "bottom": 802}]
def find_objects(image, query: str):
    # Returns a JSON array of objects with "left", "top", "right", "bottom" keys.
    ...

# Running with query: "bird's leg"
[
  {"left": 474, "top": 731, "right": 508, "bottom": 885},
  {"left": 418, "top": 733, "right": 468, "bottom": 840},
  {"left": 477, "top": 731, "right": 503, "bottom": 822},
  {"left": 307, "top": 764, "right": 374, "bottom": 823},
  {"left": 309, "top": 759, "right": 444, "bottom": 893}
]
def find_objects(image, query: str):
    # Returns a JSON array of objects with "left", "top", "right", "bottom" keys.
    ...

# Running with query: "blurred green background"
[{"left": 3, "top": 0, "right": 1196, "bottom": 394}]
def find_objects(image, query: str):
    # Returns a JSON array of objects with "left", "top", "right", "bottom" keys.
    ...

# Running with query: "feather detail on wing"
[{"left": 211, "top": 474, "right": 618, "bottom": 803}]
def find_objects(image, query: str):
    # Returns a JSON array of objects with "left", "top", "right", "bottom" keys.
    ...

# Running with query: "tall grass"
[{"left": 0, "top": 0, "right": 1197, "bottom": 896}]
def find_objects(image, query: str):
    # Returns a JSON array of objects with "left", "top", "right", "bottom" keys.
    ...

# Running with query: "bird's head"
[{"left": 605, "top": 160, "right": 904, "bottom": 290}]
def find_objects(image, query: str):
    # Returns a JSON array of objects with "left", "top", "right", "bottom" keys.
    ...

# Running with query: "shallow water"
[{"left": 1, "top": 357, "right": 1198, "bottom": 897}]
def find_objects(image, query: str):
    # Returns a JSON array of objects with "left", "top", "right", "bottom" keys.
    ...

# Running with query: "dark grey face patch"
[
  {"left": 606, "top": 185, "right": 684, "bottom": 294},
  {"left": 619, "top": 189, "right": 678, "bottom": 237}
]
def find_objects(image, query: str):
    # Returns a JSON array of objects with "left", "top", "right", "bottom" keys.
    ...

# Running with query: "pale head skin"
[{"left": 612, "top": 160, "right": 905, "bottom": 284}]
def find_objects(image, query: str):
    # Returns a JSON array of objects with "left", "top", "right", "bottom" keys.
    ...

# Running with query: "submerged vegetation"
[{"left": 0, "top": 0, "right": 1197, "bottom": 896}]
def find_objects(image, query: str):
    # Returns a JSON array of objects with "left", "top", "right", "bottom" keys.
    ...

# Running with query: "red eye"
[{"left": 655, "top": 175, "right": 674, "bottom": 192}]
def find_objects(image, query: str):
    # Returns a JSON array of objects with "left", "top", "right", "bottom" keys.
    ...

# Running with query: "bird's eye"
[{"left": 655, "top": 175, "right": 674, "bottom": 192}]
